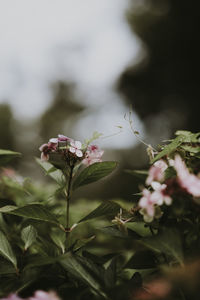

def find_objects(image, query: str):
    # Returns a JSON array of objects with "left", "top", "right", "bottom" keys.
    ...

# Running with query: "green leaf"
[
  {"left": 98, "top": 226, "right": 128, "bottom": 239},
  {"left": 50, "top": 230, "right": 65, "bottom": 254},
  {"left": 175, "top": 130, "right": 200, "bottom": 142},
  {"left": 35, "top": 158, "right": 65, "bottom": 186},
  {"left": 1, "top": 204, "right": 61, "bottom": 226},
  {"left": 59, "top": 253, "right": 107, "bottom": 299},
  {"left": 175, "top": 130, "right": 193, "bottom": 137},
  {"left": 73, "top": 235, "right": 96, "bottom": 252},
  {"left": 126, "top": 222, "right": 151, "bottom": 237},
  {"left": 24, "top": 255, "right": 56, "bottom": 269},
  {"left": 104, "top": 258, "right": 117, "bottom": 289},
  {"left": 0, "top": 261, "right": 16, "bottom": 275},
  {"left": 78, "top": 201, "right": 120, "bottom": 223},
  {"left": 124, "top": 170, "right": 148, "bottom": 180},
  {"left": 0, "top": 205, "right": 17, "bottom": 213},
  {"left": 82, "top": 251, "right": 117, "bottom": 265},
  {"left": 0, "top": 231, "right": 17, "bottom": 269},
  {"left": 0, "top": 149, "right": 21, "bottom": 165},
  {"left": 180, "top": 145, "right": 200, "bottom": 154},
  {"left": 141, "top": 229, "right": 183, "bottom": 265},
  {"left": 21, "top": 225, "right": 37, "bottom": 250},
  {"left": 125, "top": 250, "right": 157, "bottom": 269},
  {"left": 0, "top": 213, "right": 9, "bottom": 234},
  {"left": 73, "top": 161, "right": 118, "bottom": 190},
  {"left": 151, "top": 135, "right": 184, "bottom": 163}
]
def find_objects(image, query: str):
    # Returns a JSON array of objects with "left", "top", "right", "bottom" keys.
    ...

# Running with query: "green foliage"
[
  {"left": 0, "top": 149, "right": 21, "bottom": 165},
  {"left": 21, "top": 225, "right": 37, "bottom": 251},
  {"left": 73, "top": 161, "right": 118, "bottom": 190},
  {"left": 35, "top": 158, "right": 66, "bottom": 185},
  {"left": 125, "top": 250, "right": 156, "bottom": 269},
  {"left": 152, "top": 130, "right": 200, "bottom": 163},
  {"left": 78, "top": 201, "right": 120, "bottom": 223},
  {"left": 0, "top": 231, "right": 17, "bottom": 270},
  {"left": 1, "top": 131, "right": 200, "bottom": 299},
  {"left": 141, "top": 229, "right": 184, "bottom": 265},
  {"left": 0, "top": 204, "right": 62, "bottom": 227},
  {"left": 59, "top": 253, "right": 108, "bottom": 299},
  {"left": 124, "top": 169, "right": 148, "bottom": 181},
  {"left": 151, "top": 135, "right": 183, "bottom": 163}
]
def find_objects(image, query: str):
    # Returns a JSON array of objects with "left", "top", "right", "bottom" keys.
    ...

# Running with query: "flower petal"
[
  {"left": 75, "top": 149, "right": 83, "bottom": 157},
  {"left": 49, "top": 138, "right": 58, "bottom": 143},
  {"left": 74, "top": 141, "right": 82, "bottom": 149},
  {"left": 70, "top": 140, "right": 75, "bottom": 148},
  {"left": 69, "top": 147, "right": 76, "bottom": 153}
]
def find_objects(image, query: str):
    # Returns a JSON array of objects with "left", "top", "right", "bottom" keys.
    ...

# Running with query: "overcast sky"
[{"left": 0, "top": 0, "right": 144, "bottom": 148}]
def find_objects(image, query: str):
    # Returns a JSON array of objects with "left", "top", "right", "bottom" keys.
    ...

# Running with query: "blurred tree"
[
  {"left": 0, "top": 103, "right": 15, "bottom": 150},
  {"left": 118, "top": 0, "right": 200, "bottom": 134},
  {"left": 39, "top": 81, "right": 84, "bottom": 140}
]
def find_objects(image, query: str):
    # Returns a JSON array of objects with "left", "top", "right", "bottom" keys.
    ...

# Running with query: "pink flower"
[
  {"left": 57, "top": 134, "right": 71, "bottom": 142},
  {"left": 69, "top": 141, "right": 83, "bottom": 157},
  {"left": 139, "top": 182, "right": 172, "bottom": 222},
  {"left": 29, "top": 291, "right": 60, "bottom": 300},
  {"left": 146, "top": 160, "right": 168, "bottom": 185},
  {"left": 139, "top": 189, "right": 158, "bottom": 222},
  {"left": 39, "top": 141, "right": 57, "bottom": 161},
  {"left": 82, "top": 145, "right": 104, "bottom": 166},
  {"left": 174, "top": 155, "right": 200, "bottom": 197},
  {"left": 49, "top": 135, "right": 71, "bottom": 143}
]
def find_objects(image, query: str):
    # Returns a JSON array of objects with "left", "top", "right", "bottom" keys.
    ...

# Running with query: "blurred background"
[{"left": 0, "top": 0, "right": 199, "bottom": 200}]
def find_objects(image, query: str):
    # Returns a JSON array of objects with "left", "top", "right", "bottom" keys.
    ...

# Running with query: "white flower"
[
  {"left": 49, "top": 138, "right": 58, "bottom": 143},
  {"left": 69, "top": 140, "right": 83, "bottom": 157},
  {"left": 151, "top": 181, "right": 172, "bottom": 205}
]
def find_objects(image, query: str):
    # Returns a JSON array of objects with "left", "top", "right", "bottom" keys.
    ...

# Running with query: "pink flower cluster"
[
  {"left": 174, "top": 155, "right": 200, "bottom": 197},
  {"left": 145, "top": 160, "right": 168, "bottom": 186},
  {"left": 0, "top": 291, "right": 60, "bottom": 300},
  {"left": 139, "top": 159, "right": 172, "bottom": 222},
  {"left": 138, "top": 155, "right": 200, "bottom": 222},
  {"left": 39, "top": 134, "right": 104, "bottom": 167},
  {"left": 82, "top": 145, "right": 104, "bottom": 166}
]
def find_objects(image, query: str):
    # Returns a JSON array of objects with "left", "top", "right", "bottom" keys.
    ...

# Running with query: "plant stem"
[
  {"left": 65, "top": 165, "right": 74, "bottom": 231},
  {"left": 179, "top": 288, "right": 187, "bottom": 300}
]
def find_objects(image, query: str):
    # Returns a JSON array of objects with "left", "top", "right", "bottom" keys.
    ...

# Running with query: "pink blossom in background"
[
  {"left": 146, "top": 160, "right": 168, "bottom": 185},
  {"left": 139, "top": 182, "right": 172, "bottom": 222},
  {"left": 0, "top": 291, "right": 61, "bottom": 300},
  {"left": 139, "top": 189, "right": 157, "bottom": 222},
  {"left": 69, "top": 140, "right": 83, "bottom": 157},
  {"left": 174, "top": 155, "right": 200, "bottom": 197},
  {"left": 29, "top": 290, "right": 60, "bottom": 300},
  {"left": 82, "top": 145, "right": 104, "bottom": 166},
  {"left": 151, "top": 181, "right": 172, "bottom": 206},
  {"left": 133, "top": 278, "right": 171, "bottom": 300}
]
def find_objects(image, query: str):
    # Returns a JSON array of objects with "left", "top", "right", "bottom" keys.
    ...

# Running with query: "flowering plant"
[{"left": 1, "top": 130, "right": 200, "bottom": 300}]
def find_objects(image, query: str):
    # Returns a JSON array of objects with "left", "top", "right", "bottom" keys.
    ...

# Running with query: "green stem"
[
  {"left": 65, "top": 165, "right": 74, "bottom": 231},
  {"left": 179, "top": 288, "right": 187, "bottom": 300}
]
